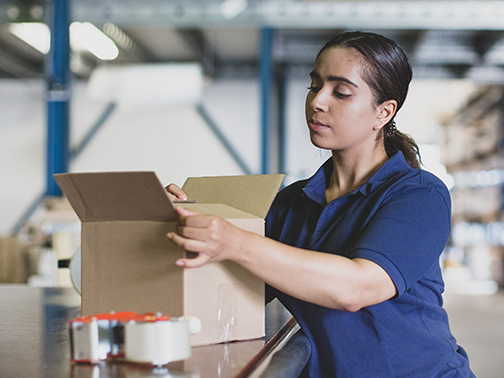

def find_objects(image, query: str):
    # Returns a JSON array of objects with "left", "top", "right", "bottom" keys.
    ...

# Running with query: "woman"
[{"left": 167, "top": 31, "right": 474, "bottom": 377}]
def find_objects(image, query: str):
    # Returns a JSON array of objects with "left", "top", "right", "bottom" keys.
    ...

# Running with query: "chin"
[{"left": 310, "top": 135, "right": 337, "bottom": 151}]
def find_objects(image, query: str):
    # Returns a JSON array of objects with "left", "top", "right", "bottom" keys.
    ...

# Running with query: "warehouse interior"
[{"left": 2, "top": 1, "right": 504, "bottom": 377}]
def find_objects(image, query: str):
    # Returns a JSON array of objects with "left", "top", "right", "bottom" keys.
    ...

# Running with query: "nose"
[{"left": 309, "top": 89, "right": 329, "bottom": 112}]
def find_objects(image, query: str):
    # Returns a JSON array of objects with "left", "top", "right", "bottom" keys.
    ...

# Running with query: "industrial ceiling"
[{"left": 2, "top": 0, "right": 504, "bottom": 82}]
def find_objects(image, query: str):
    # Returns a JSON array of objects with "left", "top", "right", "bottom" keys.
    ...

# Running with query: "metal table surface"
[{"left": 0, "top": 285, "right": 310, "bottom": 378}]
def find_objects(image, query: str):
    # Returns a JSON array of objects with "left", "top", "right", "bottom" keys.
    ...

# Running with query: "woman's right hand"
[{"left": 165, "top": 183, "right": 188, "bottom": 201}]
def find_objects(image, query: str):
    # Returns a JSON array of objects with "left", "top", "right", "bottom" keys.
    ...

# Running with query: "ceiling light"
[
  {"left": 70, "top": 22, "right": 119, "bottom": 61},
  {"left": 220, "top": 0, "right": 248, "bottom": 19},
  {"left": 7, "top": 22, "right": 50, "bottom": 54},
  {"left": 8, "top": 22, "right": 119, "bottom": 61}
]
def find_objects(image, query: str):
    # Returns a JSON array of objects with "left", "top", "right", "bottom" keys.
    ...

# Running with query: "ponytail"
[{"left": 383, "top": 120, "right": 421, "bottom": 169}]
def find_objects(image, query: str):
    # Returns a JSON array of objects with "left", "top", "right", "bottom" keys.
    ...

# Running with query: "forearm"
[
  {"left": 169, "top": 206, "right": 396, "bottom": 311},
  {"left": 234, "top": 230, "right": 396, "bottom": 312}
]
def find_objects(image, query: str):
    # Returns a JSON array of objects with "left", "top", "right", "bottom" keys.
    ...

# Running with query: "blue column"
[
  {"left": 260, "top": 27, "right": 274, "bottom": 174},
  {"left": 277, "top": 63, "right": 287, "bottom": 174},
  {"left": 46, "top": 0, "right": 70, "bottom": 196}
]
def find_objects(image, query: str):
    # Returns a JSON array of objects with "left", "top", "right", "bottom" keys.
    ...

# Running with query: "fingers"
[
  {"left": 168, "top": 229, "right": 208, "bottom": 252},
  {"left": 165, "top": 184, "right": 188, "bottom": 201},
  {"left": 175, "top": 205, "right": 199, "bottom": 217},
  {"left": 176, "top": 255, "right": 211, "bottom": 269},
  {"left": 167, "top": 209, "right": 228, "bottom": 269},
  {"left": 175, "top": 224, "right": 211, "bottom": 242},
  {"left": 176, "top": 207, "right": 218, "bottom": 231},
  {"left": 167, "top": 232, "right": 212, "bottom": 269}
]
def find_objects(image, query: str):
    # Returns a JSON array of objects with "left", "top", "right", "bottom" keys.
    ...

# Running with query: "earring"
[{"left": 387, "top": 120, "right": 397, "bottom": 136}]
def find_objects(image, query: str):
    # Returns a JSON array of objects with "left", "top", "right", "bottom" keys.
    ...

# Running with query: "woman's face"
[{"left": 305, "top": 47, "right": 387, "bottom": 152}]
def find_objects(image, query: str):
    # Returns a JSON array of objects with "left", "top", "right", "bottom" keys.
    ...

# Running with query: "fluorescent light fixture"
[
  {"left": 70, "top": 22, "right": 119, "bottom": 61},
  {"left": 220, "top": 0, "right": 248, "bottom": 19},
  {"left": 8, "top": 21, "right": 119, "bottom": 61},
  {"left": 7, "top": 22, "right": 50, "bottom": 54}
]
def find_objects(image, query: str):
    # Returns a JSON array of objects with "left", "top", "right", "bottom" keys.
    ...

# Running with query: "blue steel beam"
[
  {"left": 46, "top": 0, "right": 71, "bottom": 197},
  {"left": 70, "top": 102, "right": 117, "bottom": 160},
  {"left": 196, "top": 104, "right": 253, "bottom": 175},
  {"left": 260, "top": 27, "right": 274, "bottom": 174}
]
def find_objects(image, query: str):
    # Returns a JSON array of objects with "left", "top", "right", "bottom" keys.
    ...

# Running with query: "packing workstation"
[
  {"left": 0, "top": 285, "right": 310, "bottom": 378},
  {"left": 1, "top": 173, "right": 311, "bottom": 377}
]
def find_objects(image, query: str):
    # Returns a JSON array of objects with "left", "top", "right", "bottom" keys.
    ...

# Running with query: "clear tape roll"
[{"left": 125, "top": 317, "right": 199, "bottom": 365}]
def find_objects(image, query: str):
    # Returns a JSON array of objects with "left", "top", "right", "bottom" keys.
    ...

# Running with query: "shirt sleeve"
[{"left": 351, "top": 174, "right": 451, "bottom": 295}]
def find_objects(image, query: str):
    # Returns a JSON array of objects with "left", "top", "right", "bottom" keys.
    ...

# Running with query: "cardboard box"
[
  {"left": 0, "top": 236, "right": 24, "bottom": 283},
  {"left": 54, "top": 172, "right": 284, "bottom": 346}
]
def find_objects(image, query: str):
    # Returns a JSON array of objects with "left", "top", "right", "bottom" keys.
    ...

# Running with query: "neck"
[{"left": 325, "top": 146, "right": 389, "bottom": 203}]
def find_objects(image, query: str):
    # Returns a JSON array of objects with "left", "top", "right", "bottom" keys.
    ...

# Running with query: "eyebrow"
[{"left": 309, "top": 70, "right": 358, "bottom": 88}]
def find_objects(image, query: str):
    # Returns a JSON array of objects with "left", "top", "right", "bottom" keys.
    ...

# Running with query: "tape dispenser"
[{"left": 69, "top": 311, "right": 201, "bottom": 366}]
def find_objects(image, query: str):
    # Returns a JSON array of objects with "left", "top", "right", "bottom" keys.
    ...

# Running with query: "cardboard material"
[
  {"left": 54, "top": 172, "right": 284, "bottom": 346},
  {"left": 0, "top": 236, "right": 24, "bottom": 283}
]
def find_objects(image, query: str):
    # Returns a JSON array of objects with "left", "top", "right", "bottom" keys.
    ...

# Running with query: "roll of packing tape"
[
  {"left": 69, "top": 247, "right": 81, "bottom": 294},
  {"left": 125, "top": 316, "right": 201, "bottom": 365}
]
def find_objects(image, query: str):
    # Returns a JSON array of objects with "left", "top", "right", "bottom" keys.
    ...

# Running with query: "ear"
[{"left": 374, "top": 100, "right": 397, "bottom": 131}]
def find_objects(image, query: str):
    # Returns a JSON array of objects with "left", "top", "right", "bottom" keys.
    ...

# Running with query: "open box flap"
[
  {"left": 54, "top": 171, "right": 177, "bottom": 221},
  {"left": 181, "top": 174, "right": 285, "bottom": 219},
  {"left": 179, "top": 203, "right": 261, "bottom": 219}
]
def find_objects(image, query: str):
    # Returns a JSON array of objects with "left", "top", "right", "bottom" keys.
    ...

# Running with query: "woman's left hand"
[{"left": 167, "top": 206, "right": 247, "bottom": 268}]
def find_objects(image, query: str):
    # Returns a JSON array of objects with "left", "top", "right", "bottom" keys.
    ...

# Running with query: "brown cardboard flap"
[
  {"left": 179, "top": 203, "right": 260, "bottom": 220},
  {"left": 54, "top": 172, "right": 177, "bottom": 221},
  {"left": 181, "top": 174, "right": 284, "bottom": 219}
]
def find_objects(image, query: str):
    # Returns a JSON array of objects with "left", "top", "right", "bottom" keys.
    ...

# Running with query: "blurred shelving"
[{"left": 441, "top": 85, "right": 504, "bottom": 290}]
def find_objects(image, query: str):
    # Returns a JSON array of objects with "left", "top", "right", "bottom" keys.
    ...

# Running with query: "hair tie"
[{"left": 387, "top": 120, "right": 397, "bottom": 136}]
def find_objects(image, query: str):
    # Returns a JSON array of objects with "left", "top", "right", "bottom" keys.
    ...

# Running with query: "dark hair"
[{"left": 317, "top": 31, "right": 421, "bottom": 169}]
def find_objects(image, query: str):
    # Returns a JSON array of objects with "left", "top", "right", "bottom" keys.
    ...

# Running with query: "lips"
[{"left": 309, "top": 119, "right": 329, "bottom": 131}]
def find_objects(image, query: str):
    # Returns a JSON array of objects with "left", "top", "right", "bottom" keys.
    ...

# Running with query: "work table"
[{"left": 0, "top": 285, "right": 310, "bottom": 378}]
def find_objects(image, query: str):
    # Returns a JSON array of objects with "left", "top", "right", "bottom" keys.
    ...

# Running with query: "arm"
[{"left": 167, "top": 206, "right": 396, "bottom": 312}]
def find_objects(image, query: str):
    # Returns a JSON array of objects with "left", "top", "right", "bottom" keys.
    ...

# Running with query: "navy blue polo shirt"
[{"left": 266, "top": 152, "right": 474, "bottom": 377}]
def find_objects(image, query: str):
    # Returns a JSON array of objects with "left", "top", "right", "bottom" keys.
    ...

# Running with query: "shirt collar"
[{"left": 303, "top": 151, "right": 412, "bottom": 205}]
